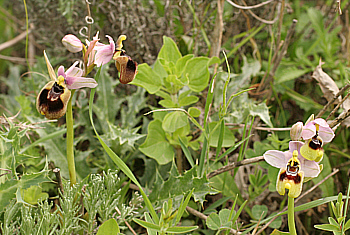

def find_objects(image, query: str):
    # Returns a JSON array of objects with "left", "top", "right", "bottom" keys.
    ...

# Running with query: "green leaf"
[
  {"left": 206, "top": 213, "right": 221, "bottom": 230},
  {"left": 252, "top": 205, "right": 268, "bottom": 220},
  {"left": 131, "top": 63, "right": 162, "bottom": 94},
  {"left": 133, "top": 218, "right": 161, "bottom": 231},
  {"left": 314, "top": 224, "right": 340, "bottom": 232},
  {"left": 176, "top": 54, "right": 194, "bottom": 77},
  {"left": 21, "top": 185, "right": 49, "bottom": 205},
  {"left": 162, "top": 111, "right": 189, "bottom": 133},
  {"left": 105, "top": 122, "right": 145, "bottom": 147},
  {"left": 158, "top": 36, "right": 182, "bottom": 65},
  {"left": 275, "top": 66, "right": 310, "bottom": 84},
  {"left": 97, "top": 218, "right": 120, "bottom": 235},
  {"left": 188, "top": 107, "right": 201, "bottom": 118},
  {"left": 179, "top": 95, "right": 199, "bottom": 107},
  {"left": 159, "top": 99, "right": 177, "bottom": 108},
  {"left": 149, "top": 163, "right": 217, "bottom": 206},
  {"left": 166, "top": 226, "right": 198, "bottom": 233},
  {"left": 139, "top": 120, "right": 174, "bottom": 165},
  {"left": 270, "top": 229, "right": 290, "bottom": 235},
  {"left": 249, "top": 102, "right": 273, "bottom": 128},
  {"left": 207, "top": 121, "right": 235, "bottom": 147},
  {"left": 344, "top": 219, "right": 350, "bottom": 231},
  {"left": 184, "top": 57, "right": 211, "bottom": 92}
]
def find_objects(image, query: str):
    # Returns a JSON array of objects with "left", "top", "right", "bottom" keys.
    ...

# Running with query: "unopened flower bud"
[
  {"left": 290, "top": 122, "right": 303, "bottom": 141},
  {"left": 62, "top": 34, "right": 83, "bottom": 53}
]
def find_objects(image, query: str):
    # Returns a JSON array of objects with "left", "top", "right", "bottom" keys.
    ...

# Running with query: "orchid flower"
[
  {"left": 62, "top": 34, "right": 83, "bottom": 53},
  {"left": 36, "top": 51, "right": 98, "bottom": 119},
  {"left": 264, "top": 141, "right": 321, "bottom": 198},
  {"left": 300, "top": 118, "right": 335, "bottom": 162}
]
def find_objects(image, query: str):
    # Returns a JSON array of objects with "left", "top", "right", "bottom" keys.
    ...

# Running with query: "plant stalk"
[
  {"left": 66, "top": 89, "right": 76, "bottom": 186},
  {"left": 288, "top": 196, "right": 297, "bottom": 235}
]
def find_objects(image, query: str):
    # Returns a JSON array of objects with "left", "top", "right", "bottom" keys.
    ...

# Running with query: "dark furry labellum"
[
  {"left": 114, "top": 51, "right": 138, "bottom": 84},
  {"left": 36, "top": 81, "right": 71, "bottom": 119}
]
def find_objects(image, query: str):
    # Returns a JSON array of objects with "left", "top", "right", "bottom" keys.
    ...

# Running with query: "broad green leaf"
[
  {"left": 159, "top": 98, "right": 177, "bottom": 108},
  {"left": 275, "top": 66, "right": 310, "bottom": 84},
  {"left": 179, "top": 95, "right": 199, "bottom": 107},
  {"left": 176, "top": 54, "right": 194, "bottom": 77},
  {"left": 149, "top": 163, "right": 217, "bottom": 206},
  {"left": 139, "top": 120, "right": 174, "bottom": 165},
  {"left": 268, "top": 212, "right": 282, "bottom": 229},
  {"left": 131, "top": 63, "right": 162, "bottom": 94},
  {"left": 206, "top": 213, "right": 221, "bottom": 230},
  {"left": 162, "top": 111, "right": 188, "bottom": 133},
  {"left": 166, "top": 74, "right": 184, "bottom": 86},
  {"left": 344, "top": 219, "right": 350, "bottom": 231},
  {"left": 0, "top": 179, "right": 18, "bottom": 212},
  {"left": 158, "top": 36, "right": 182, "bottom": 65},
  {"left": 184, "top": 57, "right": 211, "bottom": 92},
  {"left": 188, "top": 107, "right": 201, "bottom": 118},
  {"left": 21, "top": 185, "right": 49, "bottom": 205},
  {"left": 207, "top": 121, "right": 235, "bottom": 147},
  {"left": 105, "top": 122, "right": 145, "bottom": 147},
  {"left": 249, "top": 102, "right": 273, "bottom": 128},
  {"left": 97, "top": 218, "right": 120, "bottom": 235},
  {"left": 252, "top": 205, "right": 268, "bottom": 220}
]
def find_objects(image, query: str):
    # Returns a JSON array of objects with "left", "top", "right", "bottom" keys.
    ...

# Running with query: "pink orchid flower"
[{"left": 263, "top": 141, "right": 320, "bottom": 198}]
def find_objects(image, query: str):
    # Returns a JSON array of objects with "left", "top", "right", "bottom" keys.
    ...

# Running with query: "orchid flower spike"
[
  {"left": 264, "top": 141, "right": 321, "bottom": 198},
  {"left": 300, "top": 118, "right": 335, "bottom": 162},
  {"left": 113, "top": 35, "right": 138, "bottom": 84},
  {"left": 36, "top": 51, "right": 98, "bottom": 119}
]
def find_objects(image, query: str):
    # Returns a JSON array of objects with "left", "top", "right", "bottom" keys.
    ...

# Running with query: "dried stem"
[
  {"left": 207, "top": 156, "right": 264, "bottom": 179},
  {"left": 316, "top": 83, "right": 350, "bottom": 118},
  {"left": 326, "top": 93, "right": 350, "bottom": 121},
  {"left": 53, "top": 168, "right": 64, "bottom": 195}
]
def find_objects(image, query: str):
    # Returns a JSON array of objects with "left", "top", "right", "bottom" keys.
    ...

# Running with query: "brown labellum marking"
[
  {"left": 36, "top": 81, "right": 71, "bottom": 119},
  {"left": 309, "top": 135, "right": 323, "bottom": 150},
  {"left": 279, "top": 170, "right": 302, "bottom": 184},
  {"left": 115, "top": 51, "right": 138, "bottom": 84}
]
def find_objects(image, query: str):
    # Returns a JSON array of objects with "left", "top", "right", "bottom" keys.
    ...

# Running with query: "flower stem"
[
  {"left": 66, "top": 89, "right": 76, "bottom": 186},
  {"left": 288, "top": 196, "right": 297, "bottom": 235}
]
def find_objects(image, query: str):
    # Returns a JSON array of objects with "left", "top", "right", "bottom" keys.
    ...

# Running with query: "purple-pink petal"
[
  {"left": 318, "top": 125, "right": 335, "bottom": 143},
  {"left": 66, "top": 76, "right": 98, "bottom": 89},
  {"left": 301, "top": 122, "right": 316, "bottom": 140},
  {"left": 66, "top": 61, "right": 83, "bottom": 78},
  {"left": 57, "top": 66, "right": 66, "bottom": 78},
  {"left": 289, "top": 141, "right": 304, "bottom": 153},
  {"left": 263, "top": 150, "right": 291, "bottom": 169},
  {"left": 299, "top": 159, "right": 320, "bottom": 178}
]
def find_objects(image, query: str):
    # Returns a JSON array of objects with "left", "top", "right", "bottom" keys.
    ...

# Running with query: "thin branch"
[
  {"left": 329, "top": 108, "right": 350, "bottom": 128},
  {"left": 207, "top": 156, "right": 264, "bottom": 179},
  {"left": 0, "top": 29, "right": 32, "bottom": 52},
  {"left": 226, "top": 123, "right": 291, "bottom": 132},
  {"left": 326, "top": 92, "right": 350, "bottom": 121},
  {"left": 255, "top": 168, "right": 340, "bottom": 235},
  {"left": 225, "top": 0, "right": 274, "bottom": 10},
  {"left": 316, "top": 83, "right": 350, "bottom": 118}
]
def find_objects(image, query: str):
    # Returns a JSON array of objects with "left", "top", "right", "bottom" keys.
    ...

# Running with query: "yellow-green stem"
[
  {"left": 288, "top": 196, "right": 297, "bottom": 235},
  {"left": 66, "top": 89, "right": 76, "bottom": 186}
]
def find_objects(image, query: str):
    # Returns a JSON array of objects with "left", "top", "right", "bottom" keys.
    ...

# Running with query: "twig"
[
  {"left": 115, "top": 206, "right": 137, "bottom": 235},
  {"left": 326, "top": 92, "right": 350, "bottom": 121},
  {"left": 329, "top": 108, "right": 350, "bottom": 128},
  {"left": 226, "top": 123, "right": 290, "bottom": 132},
  {"left": 225, "top": 0, "right": 274, "bottom": 10},
  {"left": 316, "top": 83, "right": 350, "bottom": 118},
  {"left": 53, "top": 168, "right": 64, "bottom": 195},
  {"left": 0, "top": 168, "right": 11, "bottom": 177},
  {"left": 255, "top": 168, "right": 340, "bottom": 235},
  {"left": 0, "top": 30, "right": 32, "bottom": 52},
  {"left": 207, "top": 156, "right": 264, "bottom": 179},
  {"left": 337, "top": 0, "right": 342, "bottom": 15}
]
